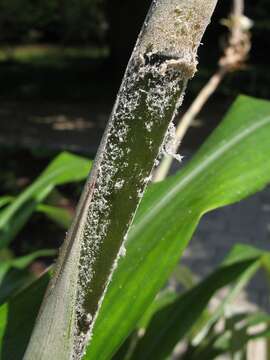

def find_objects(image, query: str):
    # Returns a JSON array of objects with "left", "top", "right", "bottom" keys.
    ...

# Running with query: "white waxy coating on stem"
[{"left": 23, "top": 1, "right": 218, "bottom": 359}]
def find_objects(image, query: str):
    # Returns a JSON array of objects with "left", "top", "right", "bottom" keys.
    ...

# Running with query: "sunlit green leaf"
[
  {"left": 130, "top": 245, "right": 263, "bottom": 360},
  {"left": 0, "top": 152, "right": 91, "bottom": 248},
  {"left": 86, "top": 96, "right": 270, "bottom": 359},
  {"left": 1, "top": 96, "right": 270, "bottom": 359},
  {"left": 0, "top": 250, "right": 56, "bottom": 305}
]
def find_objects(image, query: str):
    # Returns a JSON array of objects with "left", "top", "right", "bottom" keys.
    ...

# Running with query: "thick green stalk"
[{"left": 24, "top": 1, "right": 218, "bottom": 359}]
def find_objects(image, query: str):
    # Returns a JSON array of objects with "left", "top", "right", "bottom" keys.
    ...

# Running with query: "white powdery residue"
[
  {"left": 137, "top": 188, "right": 144, "bottom": 199},
  {"left": 145, "top": 120, "right": 154, "bottom": 132},
  {"left": 74, "top": 198, "right": 111, "bottom": 356},
  {"left": 115, "top": 179, "right": 125, "bottom": 190},
  {"left": 146, "top": 88, "right": 164, "bottom": 118},
  {"left": 161, "top": 122, "right": 183, "bottom": 163},
  {"left": 117, "top": 122, "right": 129, "bottom": 143},
  {"left": 173, "top": 153, "right": 183, "bottom": 162},
  {"left": 73, "top": 27, "right": 189, "bottom": 357},
  {"left": 73, "top": 65, "right": 144, "bottom": 355},
  {"left": 73, "top": 127, "right": 126, "bottom": 357},
  {"left": 119, "top": 244, "right": 126, "bottom": 257},
  {"left": 144, "top": 175, "right": 152, "bottom": 184},
  {"left": 116, "top": 70, "right": 141, "bottom": 121},
  {"left": 144, "top": 61, "right": 184, "bottom": 122},
  {"left": 79, "top": 221, "right": 132, "bottom": 358},
  {"left": 139, "top": 88, "right": 148, "bottom": 95}
]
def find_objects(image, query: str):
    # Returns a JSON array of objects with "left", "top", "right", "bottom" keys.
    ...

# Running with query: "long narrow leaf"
[
  {"left": 1, "top": 95, "right": 269, "bottom": 359},
  {"left": 130, "top": 245, "right": 263, "bottom": 360},
  {"left": 85, "top": 95, "right": 270, "bottom": 359},
  {"left": 0, "top": 273, "right": 51, "bottom": 360},
  {"left": 0, "top": 250, "right": 56, "bottom": 305},
  {"left": 0, "top": 152, "right": 91, "bottom": 248},
  {"left": 0, "top": 196, "right": 72, "bottom": 230},
  {"left": 24, "top": 1, "right": 218, "bottom": 359}
]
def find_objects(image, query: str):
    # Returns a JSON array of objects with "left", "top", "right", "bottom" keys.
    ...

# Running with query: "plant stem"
[
  {"left": 24, "top": 1, "right": 218, "bottom": 359},
  {"left": 153, "top": 67, "right": 226, "bottom": 182},
  {"left": 154, "top": 0, "right": 251, "bottom": 183},
  {"left": 232, "top": 0, "right": 244, "bottom": 44}
]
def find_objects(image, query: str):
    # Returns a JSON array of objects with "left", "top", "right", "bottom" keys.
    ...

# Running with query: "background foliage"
[
  {"left": 0, "top": 0, "right": 106, "bottom": 44},
  {"left": 0, "top": 0, "right": 269, "bottom": 98}
]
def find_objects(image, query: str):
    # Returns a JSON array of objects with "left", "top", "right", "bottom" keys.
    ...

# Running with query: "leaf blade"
[
  {"left": 0, "top": 152, "right": 91, "bottom": 248},
  {"left": 86, "top": 96, "right": 270, "bottom": 359}
]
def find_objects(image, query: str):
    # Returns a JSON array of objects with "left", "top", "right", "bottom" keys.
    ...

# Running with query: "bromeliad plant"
[{"left": 1, "top": 0, "right": 270, "bottom": 359}]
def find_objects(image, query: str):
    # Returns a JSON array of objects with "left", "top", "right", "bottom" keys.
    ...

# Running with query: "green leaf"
[
  {"left": 129, "top": 245, "right": 263, "bottom": 360},
  {"left": 1, "top": 96, "right": 270, "bottom": 359},
  {"left": 112, "top": 290, "right": 178, "bottom": 360},
  {"left": 189, "top": 312, "right": 270, "bottom": 360},
  {"left": 137, "top": 289, "right": 178, "bottom": 332},
  {"left": 0, "top": 196, "right": 72, "bottom": 230},
  {"left": 191, "top": 245, "right": 269, "bottom": 345},
  {"left": 36, "top": 204, "right": 72, "bottom": 229},
  {"left": 0, "top": 249, "right": 56, "bottom": 305},
  {"left": 0, "top": 152, "right": 91, "bottom": 248},
  {"left": 0, "top": 197, "right": 13, "bottom": 210},
  {"left": 135, "top": 266, "right": 196, "bottom": 333},
  {"left": 0, "top": 273, "right": 50, "bottom": 360},
  {"left": 260, "top": 253, "right": 270, "bottom": 289},
  {"left": 172, "top": 265, "right": 198, "bottom": 290},
  {"left": 85, "top": 95, "right": 270, "bottom": 359}
]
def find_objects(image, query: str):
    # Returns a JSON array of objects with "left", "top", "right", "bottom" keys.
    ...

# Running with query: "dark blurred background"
[{"left": 0, "top": 0, "right": 269, "bottom": 155}]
